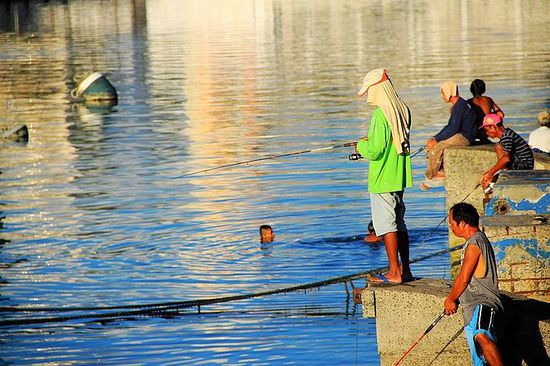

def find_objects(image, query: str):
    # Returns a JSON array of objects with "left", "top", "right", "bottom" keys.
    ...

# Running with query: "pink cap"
[{"left": 480, "top": 113, "right": 502, "bottom": 129}]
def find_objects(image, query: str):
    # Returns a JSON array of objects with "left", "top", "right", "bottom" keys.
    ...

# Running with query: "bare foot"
[{"left": 368, "top": 273, "right": 402, "bottom": 284}]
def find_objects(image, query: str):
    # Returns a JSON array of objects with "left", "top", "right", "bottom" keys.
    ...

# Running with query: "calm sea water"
[{"left": 1, "top": 0, "right": 549, "bottom": 364}]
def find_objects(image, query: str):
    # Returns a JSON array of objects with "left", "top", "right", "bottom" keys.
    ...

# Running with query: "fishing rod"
[
  {"left": 428, "top": 326, "right": 464, "bottom": 365},
  {"left": 394, "top": 310, "right": 446, "bottom": 366},
  {"left": 174, "top": 141, "right": 357, "bottom": 178},
  {"left": 348, "top": 145, "right": 425, "bottom": 161}
]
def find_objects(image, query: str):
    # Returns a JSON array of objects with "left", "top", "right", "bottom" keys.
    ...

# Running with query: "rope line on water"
[
  {"left": 0, "top": 226, "right": 533, "bottom": 327},
  {"left": 0, "top": 243, "right": 465, "bottom": 326},
  {"left": 0, "top": 182, "right": 502, "bottom": 327},
  {"left": 174, "top": 141, "right": 357, "bottom": 178}
]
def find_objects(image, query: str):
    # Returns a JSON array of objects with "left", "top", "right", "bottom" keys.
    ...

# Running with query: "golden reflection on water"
[
  {"left": 0, "top": 0, "right": 548, "bottom": 257},
  {"left": 0, "top": 1, "right": 549, "bottom": 274},
  {"left": 0, "top": 2, "right": 549, "bottom": 363},
  {"left": 0, "top": 0, "right": 547, "bottom": 239}
]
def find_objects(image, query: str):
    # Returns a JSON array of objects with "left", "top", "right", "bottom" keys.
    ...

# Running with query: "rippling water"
[{"left": 1, "top": 0, "right": 549, "bottom": 364}]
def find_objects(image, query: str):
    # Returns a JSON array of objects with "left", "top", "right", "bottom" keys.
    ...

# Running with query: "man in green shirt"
[{"left": 355, "top": 68, "right": 413, "bottom": 284}]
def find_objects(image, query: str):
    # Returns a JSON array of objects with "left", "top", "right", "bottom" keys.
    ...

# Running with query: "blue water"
[{"left": 1, "top": 0, "right": 549, "bottom": 364}]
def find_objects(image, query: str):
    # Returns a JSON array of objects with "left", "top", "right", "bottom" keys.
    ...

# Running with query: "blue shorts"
[{"left": 464, "top": 304, "right": 498, "bottom": 366}]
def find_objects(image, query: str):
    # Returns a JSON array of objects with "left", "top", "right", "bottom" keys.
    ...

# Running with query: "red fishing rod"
[{"left": 394, "top": 311, "right": 446, "bottom": 365}]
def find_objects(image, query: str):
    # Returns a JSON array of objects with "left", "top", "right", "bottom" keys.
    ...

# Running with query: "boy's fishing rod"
[{"left": 174, "top": 141, "right": 357, "bottom": 178}]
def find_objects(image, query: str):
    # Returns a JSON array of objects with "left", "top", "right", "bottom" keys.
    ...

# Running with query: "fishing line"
[
  {"left": 0, "top": 178, "right": 512, "bottom": 327},
  {"left": 174, "top": 141, "right": 356, "bottom": 178}
]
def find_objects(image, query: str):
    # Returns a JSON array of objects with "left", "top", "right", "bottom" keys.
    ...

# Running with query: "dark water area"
[{"left": 1, "top": 0, "right": 549, "bottom": 364}]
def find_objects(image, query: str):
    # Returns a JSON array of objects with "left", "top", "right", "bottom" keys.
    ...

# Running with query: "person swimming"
[{"left": 259, "top": 224, "right": 275, "bottom": 244}]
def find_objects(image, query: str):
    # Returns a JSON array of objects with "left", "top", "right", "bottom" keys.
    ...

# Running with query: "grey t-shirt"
[{"left": 459, "top": 231, "right": 503, "bottom": 324}]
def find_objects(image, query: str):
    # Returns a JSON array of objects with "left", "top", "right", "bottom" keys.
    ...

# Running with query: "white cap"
[{"left": 357, "top": 68, "right": 388, "bottom": 97}]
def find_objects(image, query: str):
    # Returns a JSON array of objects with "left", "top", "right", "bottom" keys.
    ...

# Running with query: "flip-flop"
[{"left": 368, "top": 274, "right": 401, "bottom": 284}]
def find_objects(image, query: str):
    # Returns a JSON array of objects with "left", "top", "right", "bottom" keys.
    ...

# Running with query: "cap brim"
[{"left": 357, "top": 85, "right": 368, "bottom": 97}]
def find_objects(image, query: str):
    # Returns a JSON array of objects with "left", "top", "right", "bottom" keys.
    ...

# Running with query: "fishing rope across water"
[
  {"left": 0, "top": 243, "right": 464, "bottom": 326},
  {"left": 0, "top": 177, "right": 497, "bottom": 326}
]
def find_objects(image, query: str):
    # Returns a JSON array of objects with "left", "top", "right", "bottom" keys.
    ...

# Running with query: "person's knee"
[{"left": 474, "top": 333, "right": 494, "bottom": 348}]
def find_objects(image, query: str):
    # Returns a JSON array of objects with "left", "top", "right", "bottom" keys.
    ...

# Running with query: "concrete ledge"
[
  {"left": 485, "top": 170, "right": 550, "bottom": 216},
  {"left": 362, "top": 278, "right": 550, "bottom": 365}
]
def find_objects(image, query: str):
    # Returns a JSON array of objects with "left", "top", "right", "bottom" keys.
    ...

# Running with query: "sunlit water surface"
[{"left": 1, "top": 0, "right": 549, "bottom": 364}]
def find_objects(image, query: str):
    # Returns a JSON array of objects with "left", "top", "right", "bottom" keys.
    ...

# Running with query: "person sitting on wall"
[
  {"left": 444, "top": 203, "right": 504, "bottom": 366},
  {"left": 480, "top": 114, "right": 534, "bottom": 190},
  {"left": 259, "top": 224, "right": 275, "bottom": 244},
  {"left": 421, "top": 81, "right": 477, "bottom": 190},
  {"left": 528, "top": 109, "right": 550, "bottom": 155},
  {"left": 467, "top": 79, "right": 505, "bottom": 145}
]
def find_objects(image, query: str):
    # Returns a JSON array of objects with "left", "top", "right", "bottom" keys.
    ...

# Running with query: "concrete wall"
[
  {"left": 362, "top": 279, "right": 550, "bottom": 365},
  {"left": 444, "top": 146, "right": 550, "bottom": 297}
]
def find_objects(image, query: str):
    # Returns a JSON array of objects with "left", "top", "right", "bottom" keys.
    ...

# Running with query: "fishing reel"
[{"left": 348, "top": 153, "right": 363, "bottom": 161}]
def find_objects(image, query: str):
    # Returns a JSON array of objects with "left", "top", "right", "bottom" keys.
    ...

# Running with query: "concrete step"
[
  {"left": 362, "top": 278, "right": 550, "bottom": 365},
  {"left": 485, "top": 170, "right": 550, "bottom": 216}
]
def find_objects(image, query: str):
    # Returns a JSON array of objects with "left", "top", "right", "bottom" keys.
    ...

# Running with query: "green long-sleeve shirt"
[{"left": 356, "top": 108, "right": 413, "bottom": 193}]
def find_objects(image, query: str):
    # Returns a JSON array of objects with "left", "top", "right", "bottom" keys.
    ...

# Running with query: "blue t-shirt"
[{"left": 434, "top": 97, "right": 477, "bottom": 144}]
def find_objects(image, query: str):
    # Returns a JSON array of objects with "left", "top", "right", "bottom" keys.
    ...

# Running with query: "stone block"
[
  {"left": 367, "top": 279, "right": 468, "bottom": 365},
  {"left": 362, "top": 278, "right": 550, "bottom": 365},
  {"left": 499, "top": 281, "right": 513, "bottom": 293},
  {"left": 484, "top": 170, "right": 550, "bottom": 216},
  {"left": 444, "top": 145, "right": 495, "bottom": 215},
  {"left": 361, "top": 287, "right": 376, "bottom": 318},
  {"left": 483, "top": 215, "right": 550, "bottom": 301}
]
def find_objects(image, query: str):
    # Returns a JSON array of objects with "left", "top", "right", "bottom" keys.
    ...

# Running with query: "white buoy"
[{"left": 70, "top": 72, "right": 118, "bottom": 101}]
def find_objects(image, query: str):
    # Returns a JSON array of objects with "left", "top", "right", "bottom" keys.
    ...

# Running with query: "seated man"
[
  {"left": 422, "top": 81, "right": 477, "bottom": 190},
  {"left": 480, "top": 114, "right": 534, "bottom": 190},
  {"left": 528, "top": 109, "right": 550, "bottom": 155},
  {"left": 259, "top": 224, "right": 275, "bottom": 244}
]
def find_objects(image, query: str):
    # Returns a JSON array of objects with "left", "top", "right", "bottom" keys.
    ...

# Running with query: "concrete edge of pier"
[{"left": 361, "top": 278, "right": 550, "bottom": 365}]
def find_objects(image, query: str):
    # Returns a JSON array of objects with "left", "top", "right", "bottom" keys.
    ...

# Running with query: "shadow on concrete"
[{"left": 500, "top": 294, "right": 550, "bottom": 365}]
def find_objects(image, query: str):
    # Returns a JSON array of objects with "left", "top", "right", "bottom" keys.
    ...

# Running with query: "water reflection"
[{"left": 0, "top": 0, "right": 549, "bottom": 364}]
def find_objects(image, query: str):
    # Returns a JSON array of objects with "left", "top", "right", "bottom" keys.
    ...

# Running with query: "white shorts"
[{"left": 369, "top": 191, "right": 407, "bottom": 236}]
